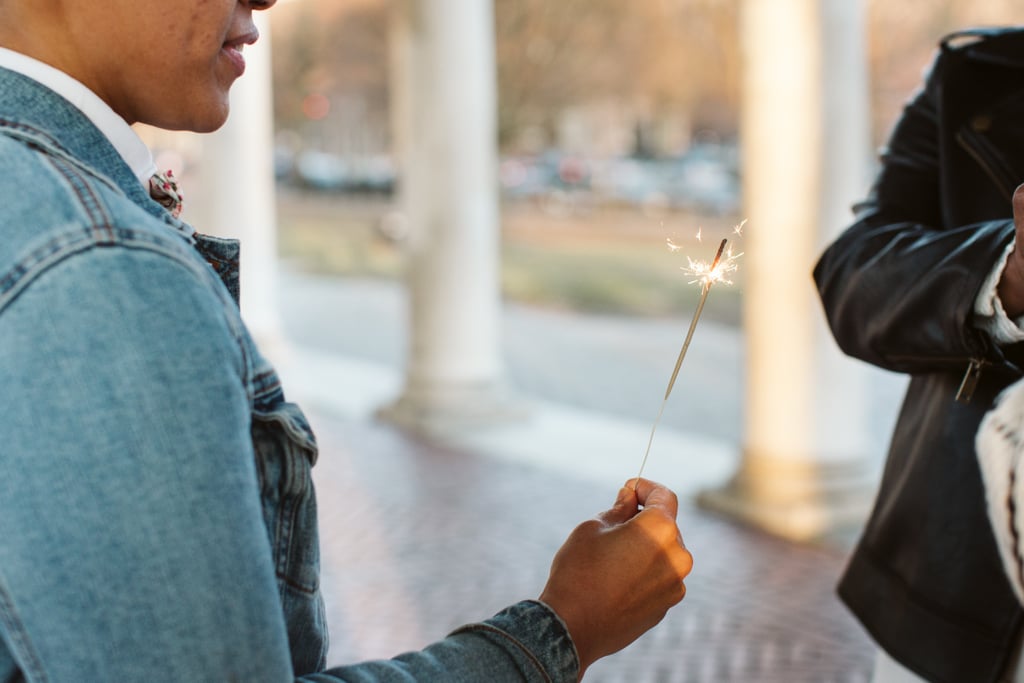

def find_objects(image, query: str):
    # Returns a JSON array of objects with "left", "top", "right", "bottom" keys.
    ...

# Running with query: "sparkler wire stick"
[{"left": 634, "top": 238, "right": 728, "bottom": 489}]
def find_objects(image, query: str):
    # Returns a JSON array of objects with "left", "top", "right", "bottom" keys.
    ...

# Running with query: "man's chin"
[
  {"left": 183, "top": 105, "right": 231, "bottom": 135},
  {"left": 145, "top": 97, "right": 231, "bottom": 134}
]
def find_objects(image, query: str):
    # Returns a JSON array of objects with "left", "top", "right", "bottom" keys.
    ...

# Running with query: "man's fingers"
[
  {"left": 628, "top": 478, "right": 679, "bottom": 520},
  {"left": 1013, "top": 183, "right": 1024, "bottom": 229}
]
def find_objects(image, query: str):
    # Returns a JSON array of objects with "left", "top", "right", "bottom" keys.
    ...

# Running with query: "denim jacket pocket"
[{"left": 251, "top": 399, "right": 328, "bottom": 675}]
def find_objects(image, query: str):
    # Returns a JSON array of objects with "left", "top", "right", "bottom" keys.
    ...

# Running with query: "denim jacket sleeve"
[
  {"left": 309, "top": 601, "right": 579, "bottom": 683},
  {"left": 0, "top": 243, "right": 578, "bottom": 682}
]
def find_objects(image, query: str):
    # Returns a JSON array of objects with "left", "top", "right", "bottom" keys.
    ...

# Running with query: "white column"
[
  {"left": 379, "top": 0, "right": 519, "bottom": 431},
  {"left": 698, "top": 0, "right": 877, "bottom": 541},
  {"left": 192, "top": 14, "right": 281, "bottom": 350}
]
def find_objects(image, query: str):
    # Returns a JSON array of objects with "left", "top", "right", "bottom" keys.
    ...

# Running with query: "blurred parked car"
[
  {"left": 296, "top": 151, "right": 350, "bottom": 191},
  {"left": 499, "top": 156, "right": 555, "bottom": 200},
  {"left": 589, "top": 157, "right": 668, "bottom": 211},
  {"left": 500, "top": 143, "right": 740, "bottom": 215},
  {"left": 292, "top": 151, "right": 395, "bottom": 195},
  {"left": 663, "top": 153, "right": 740, "bottom": 215}
]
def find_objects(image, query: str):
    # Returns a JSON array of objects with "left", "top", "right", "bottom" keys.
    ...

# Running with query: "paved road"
[{"left": 278, "top": 267, "right": 906, "bottom": 452}]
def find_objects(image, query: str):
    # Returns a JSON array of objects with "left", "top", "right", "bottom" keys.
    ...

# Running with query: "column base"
[
  {"left": 696, "top": 451, "right": 878, "bottom": 544},
  {"left": 376, "top": 380, "right": 529, "bottom": 435}
]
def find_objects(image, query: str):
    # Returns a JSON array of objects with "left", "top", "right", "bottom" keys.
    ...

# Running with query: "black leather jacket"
[{"left": 815, "top": 28, "right": 1024, "bottom": 683}]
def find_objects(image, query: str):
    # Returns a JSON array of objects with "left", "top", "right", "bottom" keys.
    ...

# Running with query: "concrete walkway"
[{"left": 271, "top": 268, "right": 907, "bottom": 682}]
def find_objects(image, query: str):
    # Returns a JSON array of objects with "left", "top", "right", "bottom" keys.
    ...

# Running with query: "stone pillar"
[
  {"left": 193, "top": 14, "right": 281, "bottom": 350},
  {"left": 697, "top": 0, "right": 878, "bottom": 541},
  {"left": 379, "top": 0, "right": 519, "bottom": 431}
]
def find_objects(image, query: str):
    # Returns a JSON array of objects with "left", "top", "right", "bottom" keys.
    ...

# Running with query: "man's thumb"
[{"left": 600, "top": 486, "right": 640, "bottom": 524}]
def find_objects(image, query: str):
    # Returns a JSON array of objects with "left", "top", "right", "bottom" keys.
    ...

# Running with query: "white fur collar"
[{"left": 976, "top": 377, "right": 1024, "bottom": 605}]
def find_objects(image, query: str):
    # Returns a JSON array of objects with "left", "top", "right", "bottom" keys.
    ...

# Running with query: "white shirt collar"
[{"left": 0, "top": 47, "right": 157, "bottom": 186}]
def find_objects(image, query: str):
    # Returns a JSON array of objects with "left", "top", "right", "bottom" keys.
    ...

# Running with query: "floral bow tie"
[{"left": 149, "top": 169, "right": 184, "bottom": 218}]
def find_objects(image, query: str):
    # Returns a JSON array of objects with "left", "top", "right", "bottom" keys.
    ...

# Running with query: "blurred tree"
[
  {"left": 271, "top": 0, "right": 389, "bottom": 150},
  {"left": 493, "top": 0, "right": 741, "bottom": 152},
  {"left": 268, "top": 0, "right": 1021, "bottom": 155}
]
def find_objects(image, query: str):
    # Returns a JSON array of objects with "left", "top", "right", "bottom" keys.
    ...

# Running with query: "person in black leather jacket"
[{"left": 815, "top": 27, "right": 1024, "bottom": 683}]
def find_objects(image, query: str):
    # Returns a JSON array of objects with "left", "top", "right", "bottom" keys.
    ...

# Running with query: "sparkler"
[{"left": 633, "top": 236, "right": 741, "bottom": 488}]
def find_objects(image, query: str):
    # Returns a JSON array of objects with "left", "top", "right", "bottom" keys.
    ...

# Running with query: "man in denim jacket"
[{"left": 0, "top": 1, "right": 693, "bottom": 681}]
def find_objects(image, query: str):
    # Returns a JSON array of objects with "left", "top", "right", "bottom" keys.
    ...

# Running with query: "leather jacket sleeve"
[
  {"left": 822, "top": 31, "right": 1024, "bottom": 683},
  {"left": 813, "top": 48, "right": 1015, "bottom": 376}
]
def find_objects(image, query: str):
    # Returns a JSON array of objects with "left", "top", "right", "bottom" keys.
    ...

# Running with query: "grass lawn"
[{"left": 277, "top": 189, "right": 745, "bottom": 326}]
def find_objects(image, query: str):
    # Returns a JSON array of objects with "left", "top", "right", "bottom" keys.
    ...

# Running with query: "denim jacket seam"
[
  {"left": 0, "top": 229, "right": 228, "bottom": 315},
  {"left": 252, "top": 368, "right": 284, "bottom": 404},
  {"left": 450, "top": 622, "right": 554, "bottom": 683},
  {"left": 252, "top": 408, "right": 318, "bottom": 459},
  {"left": 0, "top": 119, "right": 121, "bottom": 198},
  {"left": 48, "top": 154, "right": 117, "bottom": 244},
  {"left": 0, "top": 134, "right": 201, "bottom": 310},
  {"left": 0, "top": 120, "right": 197, "bottom": 241},
  {"left": 0, "top": 578, "right": 48, "bottom": 682},
  {"left": 0, "top": 229, "right": 255, "bottom": 410}
]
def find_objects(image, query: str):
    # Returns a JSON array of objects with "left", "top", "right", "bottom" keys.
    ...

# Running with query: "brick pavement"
[{"left": 308, "top": 409, "right": 876, "bottom": 682}]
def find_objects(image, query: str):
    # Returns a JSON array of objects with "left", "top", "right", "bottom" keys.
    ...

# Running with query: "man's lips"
[{"left": 222, "top": 29, "right": 259, "bottom": 77}]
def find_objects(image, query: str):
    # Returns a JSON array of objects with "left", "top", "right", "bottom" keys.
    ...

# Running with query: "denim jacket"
[{"left": 0, "top": 67, "right": 577, "bottom": 682}]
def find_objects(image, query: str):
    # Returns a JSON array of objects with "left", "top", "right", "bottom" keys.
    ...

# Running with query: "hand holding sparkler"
[{"left": 539, "top": 478, "right": 693, "bottom": 677}]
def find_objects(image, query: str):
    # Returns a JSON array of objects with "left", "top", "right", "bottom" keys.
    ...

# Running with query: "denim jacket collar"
[{"left": 0, "top": 66, "right": 192, "bottom": 237}]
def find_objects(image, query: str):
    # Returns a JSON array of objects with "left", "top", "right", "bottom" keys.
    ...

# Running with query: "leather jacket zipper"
[{"left": 956, "top": 358, "right": 989, "bottom": 403}]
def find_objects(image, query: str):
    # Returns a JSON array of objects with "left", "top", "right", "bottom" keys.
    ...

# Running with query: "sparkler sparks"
[
  {"left": 681, "top": 243, "right": 742, "bottom": 287},
  {"left": 634, "top": 231, "right": 744, "bottom": 488}
]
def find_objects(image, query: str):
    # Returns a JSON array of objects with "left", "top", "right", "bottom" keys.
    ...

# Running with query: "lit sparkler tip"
[
  {"left": 712, "top": 238, "right": 727, "bottom": 266},
  {"left": 680, "top": 238, "right": 741, "bottom": 288}
]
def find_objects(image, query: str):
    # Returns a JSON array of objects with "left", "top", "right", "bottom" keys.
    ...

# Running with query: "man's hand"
[
  {"left": 538, "top": 478, "right": 693, "bottom": 679},
  {"left": 997, "top": 184, "right": 1024, "bottom": 318}
]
